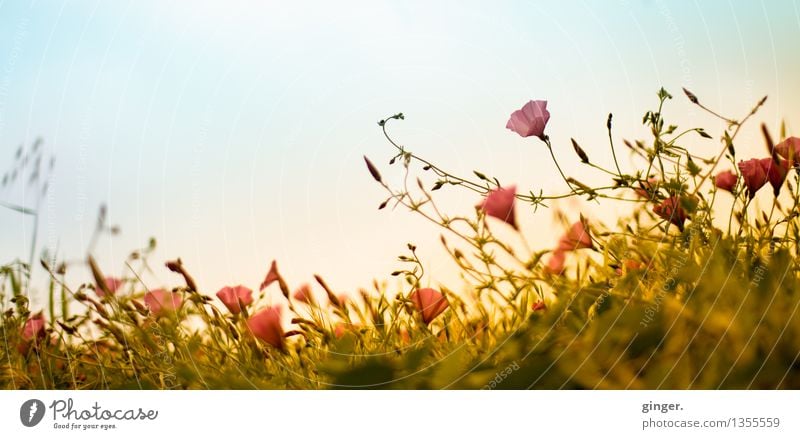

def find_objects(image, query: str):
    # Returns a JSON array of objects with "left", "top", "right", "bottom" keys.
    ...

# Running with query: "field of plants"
[{"left": 3, "top": 87, "right": 800, "bottom": 389}]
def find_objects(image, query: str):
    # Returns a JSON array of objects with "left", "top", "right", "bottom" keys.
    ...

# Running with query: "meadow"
[{"left": 3, "top": 87, "right": 800, "bottom": 389}]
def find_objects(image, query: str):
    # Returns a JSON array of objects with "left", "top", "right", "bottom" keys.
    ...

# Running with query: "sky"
[{"left": 1, "top": 0, "right": 799, "bottom": 308}]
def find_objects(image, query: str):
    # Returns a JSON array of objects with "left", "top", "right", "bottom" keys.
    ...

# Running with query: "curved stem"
[{"left": 544, "top": 137, "right": 574, "bottom": 191}]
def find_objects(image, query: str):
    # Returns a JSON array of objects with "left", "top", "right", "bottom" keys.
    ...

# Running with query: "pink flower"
[
  {"left": 774, "top": 137, "right": 800, "bottom": 165},
  {"left": 260, "top": 260, "right": 280, "bottom": 291},
  {"left": 714, "top": 170, "right": 737, "bottom": 193},
  {"left": 557, "top": 219, "right": 593, "bottom": 251},
  {"left": 653, "top": 196, "right": 687, "bottom": 230},
  {"left": 334, "top": 323, "right": 347, "bottom": 339},
  {"left": 737, "top": 159, "right": 768, "bottom": 198},
  {"left": 144, "top": 289, "right": 183, "bottom": 316},
  {"left": 506, "top": 100, "right": 550, "bottom": 140},
  {"left": 22, "top": 312, "right": 46, "bottom": 342},
  {"left": 96, "top": 277, "right": 123, "bottom": 297},
  {"left": 247, "top": 306, "right": 284, "bottom": 348},
  {"left": 478, "top": 185, "right": 518, "bottom": 230},
  {"left": 409, "top": 288, "right": 449, "bottom": 325},
  {"left": 545, "top": 250, "right": 565, "bottom": 275},
  {"left": 292, "top": 284, "right": 313, "bottom": 304},
  {"left": 758, "top": 157, "right": 788, "bottom": 196},
  {"left": 216, "top": 285, "right": 253, "bottom": 314}
]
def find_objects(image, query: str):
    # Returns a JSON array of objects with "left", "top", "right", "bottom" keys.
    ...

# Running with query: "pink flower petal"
[
  {"left": 714, "top": 170, "right": 737, "bottom": 193},
  {"left": 144, "top": 289, "right": 183, "bottom": 317},
  {"left": 247, "top": 306, "right": 284, "bottom": 348},
  {"left": 216, "top": 285, "right": 254, "bottom": 314},
  {"left": 506, "top": 100, "right": 550, "bottom": 139},
  {"left": 409, "top": 288, "right": 449, "bottom": 325},
  {"left": 478, "top": 185, "right": 518, "bottom": 230},
  {"left": 738, "top": 159, "right": 768, "bottom": 198},
  {"left": 260, "top": 260, "right": 280, "bottom": 291}
]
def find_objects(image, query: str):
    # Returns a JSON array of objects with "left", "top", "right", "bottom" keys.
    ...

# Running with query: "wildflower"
[
  {"left": 545, "top": 250, "right": 565, "bottom": 275},
  {"left": 247, "top": 306, "right": 284, "bottom": 348},
  {"left": 260, "top": 260, "right": 280, "bottom": 291},
  {"left": 758, "top": 157, "right": 788, "bottom": 196},
  {"left": 506, "top": 100, "right": 550, "bottom": 140},
  {"left": 478, "top": 185, "right": 518, "bottom": 230},
  {"left": 532, "top": 300, "right": 547, "bottom": 312},
  {"left": 216, "top": 285, "right": 254, "bottom": 314},
  {"left": 399, "top": 327, "right": 411, "bottom": 345},
  {"left": 292, "top": 283, "right": 313, "bottom": 304},
  {"left": 634, "top": 177, "right": 658, "bottom": 199},
  {"left": 144, "top": 289, "right": 183, "bottom": 316},
  {"left": 409, "top": 288, "right": 449, "bottom": 325},
  {"left": 334, "top": 322, "right": 347, "bottom": 339},
  {"left": 96, "top": 277, "right": 123, "bottom": 297},
  {"left": 557, "top": 219, "right": 594, "bottom": 251},
  {"left": 18, "top": 312, "right": 46, "bottom": 354},
  {"left": 625, "top": 259, "right": 644, "bottom": 270},
  {"left": 714, "top": 170, "right": 737, "bottom": 193},
  {"left": 615, "top": 259, "right": 644, "bottom": 275},
  {"left": 22, "top": 312, "right": 46, "bottom": 342},
  {"left": 774, "top": 136, "right": 800, "bottom": 165},
  {"left": 333, "top": 322, "right": 360, "bottom": 338},
  {"left": 653, "top": 196, "right": 687, "bottom": 230},
  {"left": 737, "top": 159, "right": 768, "bottom": 198}
]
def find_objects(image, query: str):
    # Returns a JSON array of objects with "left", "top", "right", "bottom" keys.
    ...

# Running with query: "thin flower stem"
[
  {"left": 690, "top": 97, "right": 766, "bottom": 196},
  {"left": 381, "top": 117, "right": 488, "bottom": 193},
  {"left": 544, "top": 137, "right": 574, "bottom": 192},
  {"left": 607, "top": 116, "right": 623, "bottom": 178}
]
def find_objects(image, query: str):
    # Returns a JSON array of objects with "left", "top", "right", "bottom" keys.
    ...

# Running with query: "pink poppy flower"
[
  {"left": 758, "top": 157, "right": 788, "bottom": 196},
  {"left": 653, "top": 196, "right": 687, "bottom": 230},
  {"left": 545, "top": 250, "right": 566, "bottom": 275},
  {"left": 737, "top": 159, "right": 768, "bottom": 198},
  {"left": 774, "top": 137, "right": 800, "bottom": 165},
  {"left": 216, "top": 285, "right": 254, "bottom": 314},
  {"left": 506, "top": 100, "right": 550, "bottom": 140},
  {"left": 478, "top": 185, "right": 518, "bottom": 230},
  {"left": 22, "top": 312, "right": 46, "bottom": 341},
  {"left": 292, "top": 284, "right": 313, "bottom": 304},
  {"left": 260, "top": 260, "right": 280, "bottom": 291},
  {"left": 557, "top": 219, "right": 594, "bottom": 251},
  {"left": 247, "top": 306, "right": 284, "bottom": 348},
  {"left": 144, "top": 289, "right": 183, "bottom": 316},
  {"left": 96, "top": 277, "right": 123, "bottom": 297},
  {"left": 409, "top": 288, "right": 449, "bottom": 325},
  {"left": 714, "top": 170, "right": 737, "bottom": 193}
]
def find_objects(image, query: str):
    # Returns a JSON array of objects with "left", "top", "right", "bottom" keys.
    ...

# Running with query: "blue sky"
[{"left": 1, "top": 1, "right": 798, "bottom": 306}]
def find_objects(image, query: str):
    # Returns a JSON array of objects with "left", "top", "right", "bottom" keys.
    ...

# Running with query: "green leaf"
[{"left": 0, "top": 201, "right": 36, "bottom": 215}]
